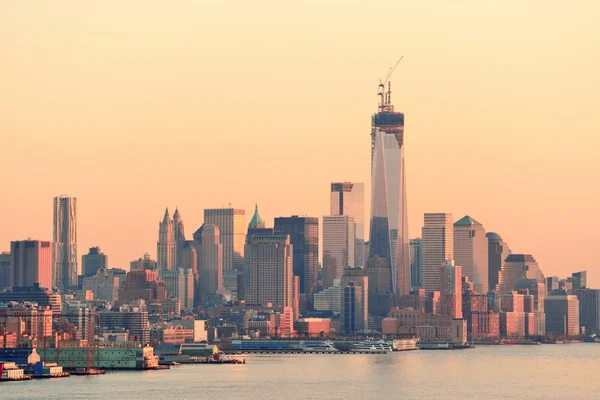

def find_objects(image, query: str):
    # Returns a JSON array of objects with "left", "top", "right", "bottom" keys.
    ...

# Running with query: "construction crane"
[{"left": 378, "top": 56, "right": 404, "bottom": 111}]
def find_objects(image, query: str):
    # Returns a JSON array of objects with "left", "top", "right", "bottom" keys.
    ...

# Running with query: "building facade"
[
  {"left": 409, "top": 238, "right": 422, "bottom": 289},
  {"left": 322, "top": 215, "right": 355, "bottom": 289},
  {"left": 157, "top": 208, "right": 176, "bottom": 271},
  {"left": 53, "top": 196, "right": 78, "bottom": 291},
  {"left": 247, "top": 235, "right": 293, "bottom": 308},
  {"left": 486, "top": 232, "right": 511, "bottom": 292},
  {"left": 453, "top": 216, "right": 488, "bottom": 293},
  {"left": 330, "top": 182, "right": 365, "bottom": 268},
  {"left": 368, "top": 82, "right": 410, "bottom": 295},
  {"left": 545, "top": 295, "right": 580, "bottom": 338},
  {"left": 273, "top": 216, "right": 319, "bottom": 310},
  {"left": 81, "top": 247, "right": 107, "bottom": 277},
  {"left": 421, "top": 213, "right": 453, "bottom": 292},
  {"left": 496, "top": 254, "right": 545, "bottom": 295},
  {"left": 10, "top": 240, "right": 52, "bottom": 290}
]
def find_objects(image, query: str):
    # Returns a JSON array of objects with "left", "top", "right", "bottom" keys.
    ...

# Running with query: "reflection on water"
[{"left": 4, "top": 344, "right": 600, "bottom": 400}]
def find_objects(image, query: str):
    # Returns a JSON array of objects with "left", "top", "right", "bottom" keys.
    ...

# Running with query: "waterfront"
[{"left": 2, "top": 344, "right": 600, "bottom": 400}]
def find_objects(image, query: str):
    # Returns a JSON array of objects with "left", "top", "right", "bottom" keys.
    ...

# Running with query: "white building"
[
  {"left": 331, "top": 182, "right": 365, "bottom": 268},
  {"left": 454, "top": 216, "right": 489, "bottom": 293}
]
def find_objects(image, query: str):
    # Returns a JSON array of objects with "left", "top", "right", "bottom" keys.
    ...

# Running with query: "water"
[{"left": 3, "top": 344, "right": 600, "bottom": 400}]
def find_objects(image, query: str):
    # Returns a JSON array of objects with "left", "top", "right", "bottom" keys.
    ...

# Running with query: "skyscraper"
[
  {"left": 53, "top": 195, "right": 78, "bottom": 291},
  {"left": 440, "top": 260, "right": 462, "bottom": 319},
  {"left": 173, "top": 208, "right": 186, "bottom": 269},
  {"left": 341, "top": 267, "right": 369, "bottom": 330},
  {"left": 331, "top": 182, "right": 365, "bottom": 267},
  {"left": 454, "top": 216, "right": 489, "bottom": 293},
  {"left": 486, "top": 232, "right": 511, "bottom": 292},
  {"left": 322, "top": 215, "right": 355, "bottom": 289},
  {"left": 368, "top": 81, "right": 410, "bottom": 295},
  {"left": 274, "top": 216, "right": 319, "bottom": 309},
  {"left": 247, "top": 234, "right": 293, "bottom": 308},
  {"left": 82, "top": 246, "right": 107, "bottom": 277},
  {"left": 0, "top": 252, "right": 10, "bottom": 291},
  {"left": 421, "top": 213, "right": 453, "bottom": 292},
  {"left": 10, "top": 240, "right": 52, "bottom": 289},
  {"left": 157, "top": 208, "right": 176, "bottom": 271},
  {"left": 204, "top": 208, "right": 246, "bottom": 294},
  {"left": 195, "top": 224, "right": 223, "bottom": 302},
  {"left": 342, "top": 282, "right": 364, "bottom": 333},
  {"left": 545, "top": 295, "right": 580, "bottom": 337},
  {"left": 410, "top": 238, "right": 422, "bottom": 289}
]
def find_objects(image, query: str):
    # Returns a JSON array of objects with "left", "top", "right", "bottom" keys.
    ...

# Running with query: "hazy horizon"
[{"left": 1, "top": 1, "right": 598, "bottom": 285}]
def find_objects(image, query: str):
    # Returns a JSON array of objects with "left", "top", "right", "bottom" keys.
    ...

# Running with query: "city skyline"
[{"left": 1, "top": 1, "right": 598, "bottom": 287}]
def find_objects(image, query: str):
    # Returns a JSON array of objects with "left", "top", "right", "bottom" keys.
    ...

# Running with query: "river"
[{"left": 3, "top": 344, "right": 599, "bottom": 400}]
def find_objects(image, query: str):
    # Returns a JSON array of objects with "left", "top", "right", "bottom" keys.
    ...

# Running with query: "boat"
[
  {"left": 301, "top": 341, "right": 338, "bottom": 352},
  {"left": 350, "top": 341, "right": 392, "bottom": 353}
]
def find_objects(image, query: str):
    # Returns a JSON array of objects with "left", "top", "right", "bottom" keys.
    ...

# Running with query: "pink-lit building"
[
  {"left": 294, "top": 318, "right": 331, "bottom": 337},
  {"left": 10, "top": 240, "right": 52, "bottom": 289},
  {"left": 440, "top": 261, "right": 462, "bottom": 319},
  {"left": 500, "top": 312, "right": 526, "bottom": 338}
]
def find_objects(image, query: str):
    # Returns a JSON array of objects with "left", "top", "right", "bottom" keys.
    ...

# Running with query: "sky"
[{"left": 1, "top": 1, "right": 599, "bottom": 286}]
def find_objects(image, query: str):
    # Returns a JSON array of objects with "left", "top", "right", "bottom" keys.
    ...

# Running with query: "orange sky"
[{"left": 1, "top": 1, "right": 598, "bottom": 286}]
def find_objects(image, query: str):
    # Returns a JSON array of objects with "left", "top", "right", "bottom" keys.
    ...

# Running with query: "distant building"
[
  {"left": 130, "top": 253, "right": 157, "bottom": 271},
  {"left": 194, "top": 224, "right": 223, "bottom": 303},
  {"left": 486, "top": 232, "right": 511, "bottom": 292},
  {"left": 118, "top": 270, "right": 166, "bottom": 304},
  {"left": 368, "top": 85, "right": 410, "bottom": 296},
  {"left": 81, "top": 247, "right": 107, "bottom": 277},
  {"left": 454, "top": 216, "right": 488, "bottom": 293},
  {"left": 322, "top": 215, "right": 355, "bottom": 289},
  {"left": 0, "top": 283, "right": 62, "bottom": 316},
  {"left": 496, "top": 254, "right": 545, "bottom": 295},
  {"left": 100, "top": 308, "right": 150, "bottom": 344},
  {"left": 313, "top": 283, "right": 342, "bottom": 313},
  {"left": 246, "top": 234, "right": 293, "bottom": 308},
  {"left": 157, "top": 208, "right": 176, "bottom": 271},
  {"left": 82, "top": 269, "right": 119, "bottom": 301},
  {"left": 545, "top": 295, "right": 580, "bottom": 337},
  {"left": 546, "top": 276, "right": 560, "bottom": 292},
  {"left": 0, "top": 252, "right": 10, "bottom": 291},
  {"left": 440, "top": 260, "right": 462, "bottom": 319},
  {"left": 53, "top": 195, "right": 78, "bottom": 291},
  {"left": 409, "top": 238, "right": 422, "bottom": 289},
  {"left": 341, "top": 267, "right": 368, "bottom": 330},
  {"left": 330, "top": 182, "right": 365, "bottom": 268},
  {"left": 342, "top": 282, "right": 364, "bottom": 333},
  {"left": 204, "top": 208, "right": 246, "bottom": 295},
  {"left": 161, "top": 269, "right": 194, "bottom": 311},
  {"left": 421, "top": 213, "right": 453, "bottom": 292},
  {"left": 572, "top": 289, "right": 600, "bottom": 335},
  {"left": 173, "top": 208, "right": 186, "bottom": 269},
  {"left": 274, "top": 216, "right": 319, "bottom": 310},
  {"left": 10, "top": 240, "right": 52, "bottom": 290},
  {"left": 569, "top": 271, "right": 587, "bottom": 290}
]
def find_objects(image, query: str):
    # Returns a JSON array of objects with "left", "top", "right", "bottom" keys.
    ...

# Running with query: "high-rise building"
[
  {"left": 421, "top": 213, "right": 453, "bottom": 292},
  {"left": 118, "top": 270, "right": 166, "bottom": 304},
  {"left": 331, "top": 182, "right": 365, "bottom": 268},
  {"left": 440, "top": 260, "right": 462, "bottom": 319},
  {"left": 486, "top": 232, "right": 511, "bottom": 292},
  {"left": 274, "top": 216, "right": 319, "bottom": 309},
  {"left": 546, "top": 276, "right": 560, "bottom": 293},
  {"left": 572, "top": 289, "right": 600, "bottom": 335},
  {"left": 368, "top": 80, "right": 410, "bottom": 295},
  {"left": 0, "top": 252, "right": 10, "bottom": 291},
  {"left": 0, "top": 283, "right": 62, "bottom": 316},
  {"left": 496, "top": 254, "right": 545, "bottom": 295},
  {"left": 53, "top": 195, "right": 78, "bottom": 291},
  {"left": 342, "top": 282, "right": 364, "bottom": 333},
  {"left": 204, "top": 208, "right": 246, "bottom": 294},
  {"left": 173, "top": 208, "right": 186, "bottom": 269},
  {"left": 454, "top": 216, "right": 489, "bottom": 293},
  {"left": 157, "top": 208, "right": 176, "bottom": 271},
  {"left": 10, "top": 240, "right": 52, "bottom": 289},
  {"left": 545, "top": 295, "right": 580, "bottom": 337},
  {"left": 322, "top": 215, "right": 355, "bottom": 289},
  {"left": 161, "top": 268, "right": 194, "bottom": 311},
  {"left": 246, "top": 234, "right": 293, "bottom": 308},
  {"left": 82, "top": 247, "right": 107, "bottom": 277},
  {"left": 100, "top": 308, "right": 150, "bottom": 344},
  {"left": 194, "top": 224, "right": 223, "bottom": 302},
  {"left": 244, "top": 205, "right": 274, "bottom": 301},
  {"left": 570, "top": 271, "right": 587, "bottom": 289},
  {"left": 341, "top": 267, "right": 368, "bottom": 330},
  {"left": 410, "top": 238, "right": 422, "bottom": 289},
  {"left": 82, "top": 269, "right": 119, "bottom": 301},
  {"left": 131, "top": 253, "right": 158, "bottom": 271}
]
